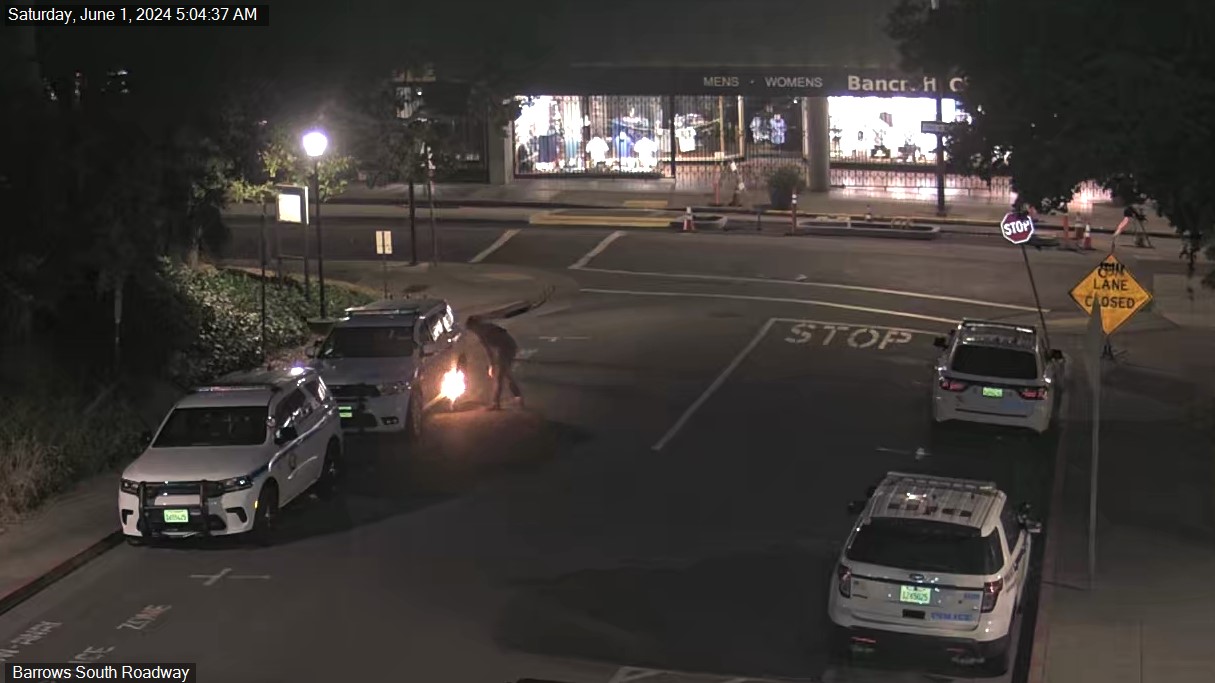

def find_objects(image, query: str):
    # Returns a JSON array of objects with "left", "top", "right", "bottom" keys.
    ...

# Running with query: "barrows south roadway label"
[{"left": 1069, "top": 253, "right": 1152, "bottom": 335}]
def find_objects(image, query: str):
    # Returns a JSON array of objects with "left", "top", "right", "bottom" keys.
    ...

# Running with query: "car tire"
[
  {"left": 316, "top": 439, "right": 341, "bottom": 497},
  {"left": 250, "top": 482, "right": 279, "bottom": 547},
  {"left": 405, "top": 388, "right": 424, "bottom": 442},
  {"left": 125, "top": 535, "right": 145, "bottom": 547}
]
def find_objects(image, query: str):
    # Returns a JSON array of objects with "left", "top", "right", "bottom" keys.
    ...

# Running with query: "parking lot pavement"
[{"left": 501, "top": 314, "right": 1058, "bottom": 681}]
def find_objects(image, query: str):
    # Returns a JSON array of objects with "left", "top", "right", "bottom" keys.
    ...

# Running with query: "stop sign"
[{"left": 1000, "top": 212, "right": 1035, "bottom": 244}]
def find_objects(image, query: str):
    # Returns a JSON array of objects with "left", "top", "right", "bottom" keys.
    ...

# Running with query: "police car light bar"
[{"left": 194, "top": 384, "right": 278, "bottom": 393}]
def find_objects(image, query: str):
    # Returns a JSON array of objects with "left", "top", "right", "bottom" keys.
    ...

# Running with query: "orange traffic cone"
[
  {"left": 682, "top": 206, "right": 695, "bottom": 232},
  {"left": 1082, "top": 223, "right": 1093, "bottom": 250}
]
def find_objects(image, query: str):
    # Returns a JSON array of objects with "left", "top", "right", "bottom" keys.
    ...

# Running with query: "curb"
[
  {"left": 0, "top": 531, "right": 123, "bottom": 617},
  {"left": 1024, "top": 358, "right": 1077, "bottom": 683}
]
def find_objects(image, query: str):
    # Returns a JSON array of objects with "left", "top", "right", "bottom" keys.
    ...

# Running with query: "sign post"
[
  {"left": 375, "top": 230, "right": 393, "bottom": 298},
  {"left": 1000, "top": 211, "right": 1051, "bottom": 350},
  {"left": 1068, "top": 253, "right": 1152, "bottom": 583},
  {"left": 275, "top": 185, "right": 310, "bottom": 299}
]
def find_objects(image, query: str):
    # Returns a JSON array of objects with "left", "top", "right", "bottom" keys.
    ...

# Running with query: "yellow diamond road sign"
[{"left": 1069, "top": 254, "right": 1152, "bottom": 335}]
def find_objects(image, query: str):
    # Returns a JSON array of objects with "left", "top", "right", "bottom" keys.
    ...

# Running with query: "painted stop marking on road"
[{"left": 1000, "top": 211, "right": 1035, "bottom": 245}]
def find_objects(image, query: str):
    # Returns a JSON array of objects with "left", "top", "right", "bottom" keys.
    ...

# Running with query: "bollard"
[{"left": 791, "top": 193, "right": 798, "bottom": 234}]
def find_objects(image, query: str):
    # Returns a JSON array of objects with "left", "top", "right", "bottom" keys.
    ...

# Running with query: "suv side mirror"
[
  {"left": 933, "top": 336, "right": 948, "bottom": 349},
  {"left": 846, "top": 500, "right": 867, "bottom": 514},
  {"left": 140, "top": 431, "right": 153, "bottom": 447},
  {"left": 305, "top": 340, "right": 321, "bottom": 359},
  {"left": 1049, "top": 348, "right": 1064, "bottom": 361},
  {"left": 274, "top": 425, "right": 299, "bottom": 445}
]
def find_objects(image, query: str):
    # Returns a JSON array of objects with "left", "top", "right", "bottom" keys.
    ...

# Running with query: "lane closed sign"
[{"left": 1000, "top": 212, "right": 1035, "bottom": 245}]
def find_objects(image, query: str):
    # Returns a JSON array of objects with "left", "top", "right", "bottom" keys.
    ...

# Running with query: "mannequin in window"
[
  {"left": 516, "top": 142, "right": 532, "bottom": 173},
  {"left": 634, "top": 136, "right": 658, "bottom": 169},
  {"left": 750, "top": 114, "right": 768, "bottom": 143},
  {"left": 586, "top": 136, "right": 608, "bottom": 167},
  {"left": 770, "top": 114, "right": 787, "bottom": 146}
]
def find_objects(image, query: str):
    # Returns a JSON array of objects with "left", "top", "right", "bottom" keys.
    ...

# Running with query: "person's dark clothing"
[{"left": 466, "top": 318, "right": 522, "bottom": 408}]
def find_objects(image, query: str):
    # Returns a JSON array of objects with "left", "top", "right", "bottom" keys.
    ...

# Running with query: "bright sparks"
[{"left": 439, "top": 368, "right": 466, "bottom": 401}]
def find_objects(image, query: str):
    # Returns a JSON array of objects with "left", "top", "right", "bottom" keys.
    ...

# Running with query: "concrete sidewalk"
[
  {"left": 1031, "top": 324, "right": 1215, "bottom": 683},
  {"left": 0, "top": 260, "right": 575, "bottom": 616},
  {"left": 331, "top": 180, "right": 1164, "bottom": 235}
]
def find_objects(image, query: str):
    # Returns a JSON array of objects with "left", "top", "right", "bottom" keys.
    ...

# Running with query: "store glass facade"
[
  {"left": 828, "top": 95, "right": 964, "bottom": 164},
  {"left": 512, "top": 92, "right": 969, "bottom": 177},
  {"left": 514, "top": 95, "right": 667, "bottom": 176}
]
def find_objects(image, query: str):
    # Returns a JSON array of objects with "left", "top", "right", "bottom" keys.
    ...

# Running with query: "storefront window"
[
  {"left": 743, "top": 97, "right": 803, "bottom": 158},
  {"left": 828, "top": 96, "right": 965, "bottom": 164},
  {"left": 671, "top": 95, "right": 743, "bottom": 160},
  {"left": 513, "top": 95, "right": 666, "bottom": 175}
]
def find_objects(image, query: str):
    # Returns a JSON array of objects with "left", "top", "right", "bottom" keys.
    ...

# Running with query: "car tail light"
[
  {"left": 939, "top": 377, "right": 967, "bottom": 392},
  {"left": 981, "top": 578, "right": 1003, "bottom": 612},
  {"left": 837, "top": 564, "right": 853, "bottom": 598},
  {"left": 1019, "top": 386, "right": 1048, "bottom": 400}
]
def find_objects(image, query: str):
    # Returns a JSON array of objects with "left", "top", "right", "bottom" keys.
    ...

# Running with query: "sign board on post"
[
  {"left": 275, "top": 185, "right": 308, "bottom": 224},
  {"left": 921, "top": 120, "right": 961, "bottom": 135},
  {"left": 1000, "top": 211, "right": 1035, "bottom": 245},
  {"left": 375, "top": 230, "right": 393, "bottom": 255},
  {"left": 1069, "top": 254, "right": 1152, "bottom": 335}
]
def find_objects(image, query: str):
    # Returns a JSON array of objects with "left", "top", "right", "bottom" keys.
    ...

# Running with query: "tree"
[{"left": 888, "top": 0, "right": 1215, "bottom": 281}]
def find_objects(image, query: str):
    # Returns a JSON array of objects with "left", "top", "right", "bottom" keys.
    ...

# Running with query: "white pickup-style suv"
[
  {"left": 828, "top": 471, "right": 1042, "bottom": 674},
  {"left": 119, "top": 367, "right": 342, "bottom": 546},
  {"left": 932, "top": 319, "right": 1064, "bottom": 434},
  {"left": 307, "top": 299, "right": 461, "bottom": 439}
]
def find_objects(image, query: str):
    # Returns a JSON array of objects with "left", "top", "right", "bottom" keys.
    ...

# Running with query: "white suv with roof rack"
[
  {"left": 932, "top": 319, "right": 1064, "bottom": 434},
  {"left": 828, "top": 471, "right": 1042, "bottom": 674},
  {"left": 307, "top": 298, "right": 461, "bottom": 438},
  {"left": 118, "top": 367, "right": 342, "bottom": 546}
]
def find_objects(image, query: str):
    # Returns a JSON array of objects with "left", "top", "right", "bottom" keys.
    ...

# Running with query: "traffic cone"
[
  {"left": 682, "top": 206, "right": 695, "bottom": 232},
  {"left": 1082, "top": 223, "right": 1093, "bottom": 250}
]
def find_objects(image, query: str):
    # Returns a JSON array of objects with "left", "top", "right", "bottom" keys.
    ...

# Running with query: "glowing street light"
[{"left": 302, "top": 129, "right": 329, "bottom": 317}]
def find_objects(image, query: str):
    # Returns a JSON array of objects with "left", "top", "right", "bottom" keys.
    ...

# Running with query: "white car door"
[
  {"left": 271, "top": 388, "right": 312, "bottom": 503},
  {"left": 999, "top": 503, "right": 1030, "bottom": 607}
]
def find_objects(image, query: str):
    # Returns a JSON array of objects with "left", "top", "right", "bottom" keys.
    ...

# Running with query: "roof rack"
[
  {"left": 883, "top": 471, "right": 997, "bottom": 493},
  {"left": 960, "top": 319, "right": 1036, "bottom": 335},
  {"left": 193, "top": 384, "right": 280, "bottom": 393}
]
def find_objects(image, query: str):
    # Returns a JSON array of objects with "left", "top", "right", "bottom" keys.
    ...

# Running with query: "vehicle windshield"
[
  {"left": 319, "top": 326, "right": 416, "bottom": 359},
  {"left": 153, "top": 406, "right": 269, "bottom": 448},
  {"left": 845, "top": 518, "right": 1003, "bottom": 575},
  {"left": 951, "top": 344, "right": 1039, "bottom": 380}
]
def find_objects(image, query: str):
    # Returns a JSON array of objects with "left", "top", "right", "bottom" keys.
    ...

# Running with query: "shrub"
[
  {"left": 766, "top": 165, "right": 807, "bottom": 209},
  {"left": 0, "top": 380, "right": 143, "bottom": 521}
]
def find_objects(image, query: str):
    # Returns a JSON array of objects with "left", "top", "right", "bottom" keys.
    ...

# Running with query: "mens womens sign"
[{"left": 1000, "top": 212, "right": 1035, "bottom": 245}]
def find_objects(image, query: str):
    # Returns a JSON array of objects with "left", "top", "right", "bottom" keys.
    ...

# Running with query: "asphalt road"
[{"left": 1, "top": 217, "right": 1115, "bottom": 683}]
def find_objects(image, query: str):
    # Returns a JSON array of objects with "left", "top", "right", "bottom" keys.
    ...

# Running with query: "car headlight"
[
  {"left": 377, "top": 380, "right": 410, "bottom": 395},
  {"left": 120, "top": 479, "right": 139, "bottom": 494},
  {"left": 205, "top": 475, "right": 255, "bottom": 497}
]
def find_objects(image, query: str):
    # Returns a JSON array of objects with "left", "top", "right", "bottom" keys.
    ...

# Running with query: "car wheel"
[
  {"left": 250, "top": 483, "right": 279, "bottom": 547},
  {"left": 405, "top": 388, "right": 424, "bottom": 441},
  {"left": 125, "top": 536, "right": 145, "bottom": 547},
  {"left": 316, "top": 440, "right": 341, "bottom": 497}
]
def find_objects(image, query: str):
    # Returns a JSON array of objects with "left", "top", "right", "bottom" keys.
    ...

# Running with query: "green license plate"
[
  {"left": 338, "top": 405, "right": 353, "bottom": 418},
  {"left": 162, "top": 509, "right": 189, "bottom": 524},
  {"left": 981, "top": 386, "right": 1004, "bottom": 398},
  {"left": 900, "top": 585, "right": 932, "bottom": 605}
]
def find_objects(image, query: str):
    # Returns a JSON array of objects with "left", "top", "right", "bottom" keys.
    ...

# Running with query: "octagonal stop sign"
[{"left": 1000, "top": 212, "right": 1035, "bottom": 244}]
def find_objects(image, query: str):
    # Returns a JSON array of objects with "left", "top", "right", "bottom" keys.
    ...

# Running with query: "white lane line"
[
  {"left": 653, "top": 318, "right": 777, "bottom": 452},
  {"left": 584, "top": 288, "right": 961, "bottom": 325},
  {"left": 468, "top": 228, "right": 521, "bottom": 263},
  {"left": 570, "top": 230, "right": 627, "bottom": 270},
  {"left": 772, "top": 316, "right": 940, "bottom": 336},
  {"left": 577, "top": 266, "right": 1046, "bottom": 312}
]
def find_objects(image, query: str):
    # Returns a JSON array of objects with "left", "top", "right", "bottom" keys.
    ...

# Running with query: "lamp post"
[{"left": 302, "top": 130, "right": 329, "bottom": 318}]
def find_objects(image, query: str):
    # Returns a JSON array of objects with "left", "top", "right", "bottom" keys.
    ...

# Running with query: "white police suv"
[
  {"left": 119, "top": 367, "right": 342, "bottom": 545},
  {"left": 932, "top": 319, "right": 1064, "bottom": 434},
  {"left": 307, "top": 299, "right": 461, "bottom": 438},
  {"left": 828, "top": 471, "right": 1042, "bottom": 674}
]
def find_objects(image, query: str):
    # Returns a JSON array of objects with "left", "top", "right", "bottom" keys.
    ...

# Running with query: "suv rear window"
[
  {"left": 845, "top": 518, "right": 1003, "bottom": 575},
  {"left": 951, "top": 345, "right": 1038, "bottom": 380}
]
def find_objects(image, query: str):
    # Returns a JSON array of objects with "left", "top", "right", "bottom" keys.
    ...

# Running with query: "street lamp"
[{"left": 302, "top": 130, "right": 329, "bottom": 318}]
